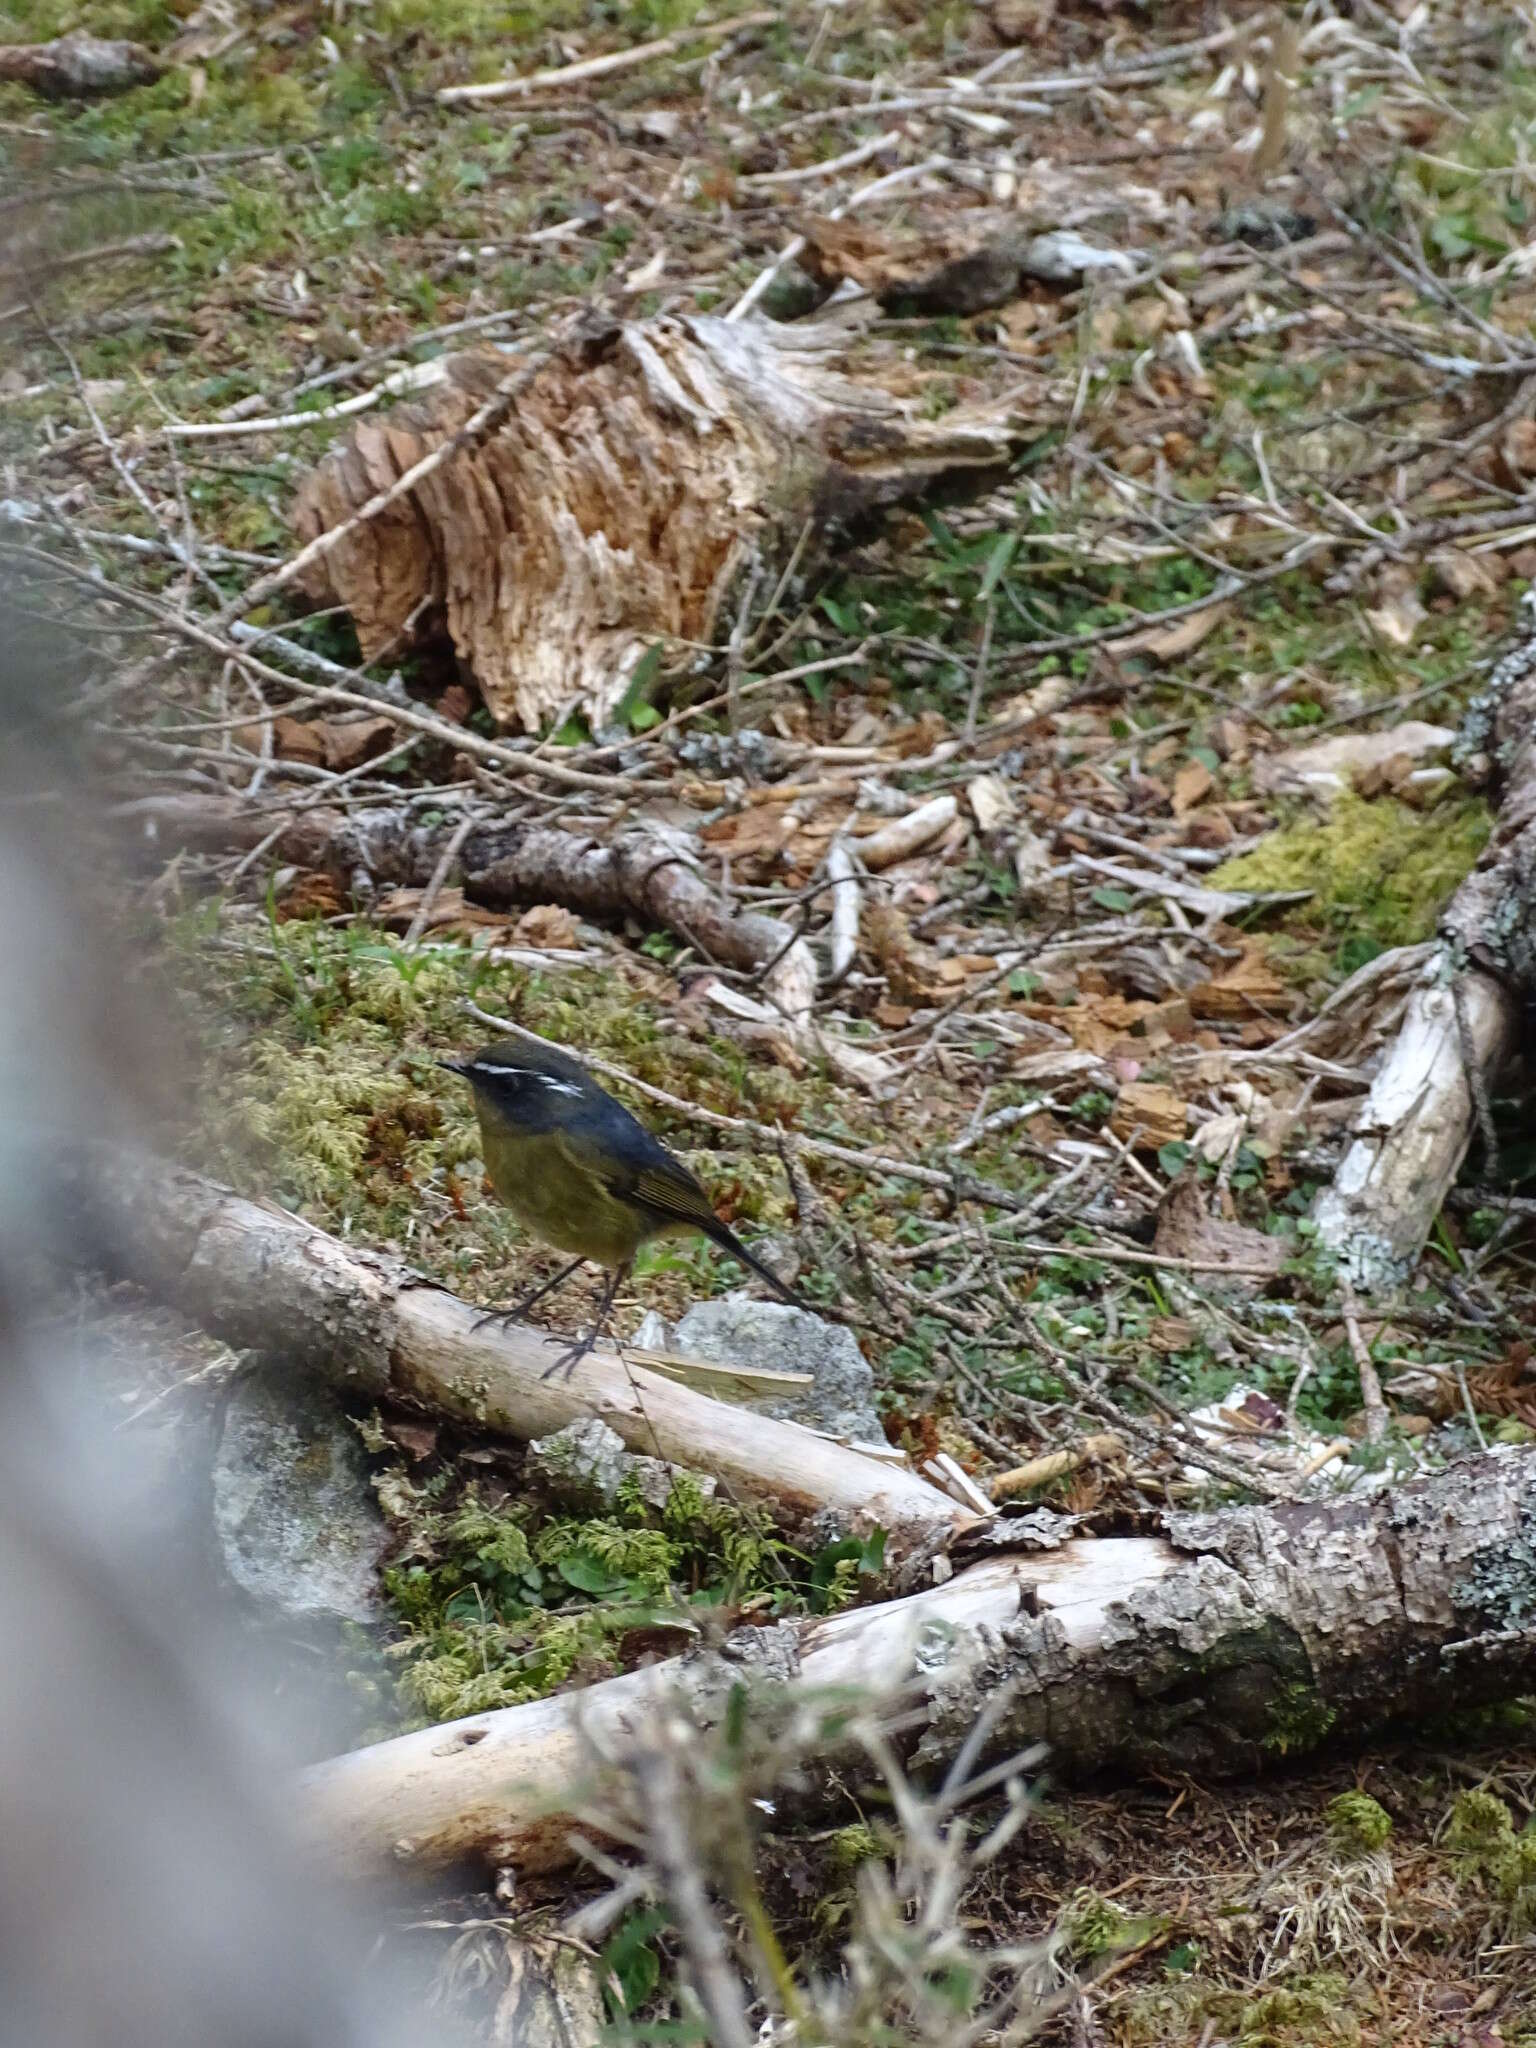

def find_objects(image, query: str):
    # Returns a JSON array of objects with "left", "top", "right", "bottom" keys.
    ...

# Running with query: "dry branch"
[
  {"left": 128, "top": 794, "right": 841, "bottom": 1059},
  {"left": 299, "top": 1448, "right": 1536, "bottom": 1875},
  {"left": 435, "top": 10, "right": 776, "bottom": 103},
  {"left": 290, "top": 312, "right": 1014, "bottom": 733},
  {"left": 1314, "top": 605, "right": 1536, "bottom": 1288},
  {"left": 75, "top": 1153, "right": 966, "bottom": 1549}
]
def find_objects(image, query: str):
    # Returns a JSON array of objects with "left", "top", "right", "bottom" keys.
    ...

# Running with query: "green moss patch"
[
  {"left": 379, "top": 1469, "right": 791, "bottom": 1723},
  {"left": 1212, "top": 792, "right": 1491, "bottom": 947},
  {"left": 1444, "top": 1788, "right": 1536, "bottom": 1934}
]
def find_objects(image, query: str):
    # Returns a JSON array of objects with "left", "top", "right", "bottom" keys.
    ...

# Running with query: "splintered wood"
[{"left": 291, "top": 312, "right": 1013, "bottom": 732}]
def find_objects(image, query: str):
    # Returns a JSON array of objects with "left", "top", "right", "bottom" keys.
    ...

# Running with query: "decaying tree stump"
[
  {"left": 299, "top": 1448, "right": 1536, "bottom": 1876},
  {"left": 291, "top": 312, "right": 1015, "bottom": 732},
  {"left": 1315, "top": 598, "right": 1536, "bottom": 1287}
]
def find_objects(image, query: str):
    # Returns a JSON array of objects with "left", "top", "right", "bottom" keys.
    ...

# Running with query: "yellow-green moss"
[
  {"left": 1238, "top": 1975, "right": 1358, "bottom": 2047},
  {"left": 380, "top": 1476, "right": 790, "bottom": 1724},
  {"left": 1444, "top": 1789, "right": 1536, "bottom": 1933},
  {"left": 1212, "top": 792, "right": 1491, "bottom": 946},
  {"left": 826, "top": 1822, "right": 885, "bottom": 1871},
  {"left": 1060, "top": 1887, "right": 1165, "bottom": 1961},
  {"left": 1326, "top": 1791, "right": 1393, "bottom": 1855},
  {"left": 1115, "top": 1975, "right": 1362, "bottom": 2048}
]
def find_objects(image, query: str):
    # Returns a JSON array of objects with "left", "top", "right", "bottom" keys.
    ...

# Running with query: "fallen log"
[
  {"left": 119, "top": 793, "right": 868, "bottom": 1073},
  {"left": 1314, "top": 600, "right": 1536, "bottom": 1288},
  {"left": 76, "top": 1153, "right": 966, "bottom": 1549},
  {"left": 290, "top": 311, "right": 1015, "bottom": 732},
  {"left": 299, "top": 1447, "right": 1536, "bottom": 1876}
]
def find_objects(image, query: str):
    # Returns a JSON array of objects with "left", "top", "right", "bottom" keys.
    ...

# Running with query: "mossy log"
[
  {"left": 77, "top": 1152, "right": 965, "bottom": 1549},
  {"left": 1315, "top": 603, "right": 1536, "bottom": 1289},
  {"left": 289, "top": 311, "right": 1014, "bottom": 733},
  {"left": 299, "top": 1448, "right": 1536, "bottom": 1876}
]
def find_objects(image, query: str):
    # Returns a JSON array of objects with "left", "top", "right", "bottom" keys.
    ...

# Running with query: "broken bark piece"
[
  {"left": 1314, "top": 598, "right": 1536, "bottom": 1288},
  {"left": 797, "top": 214, "right": 1135, "bottom": 313},
  {"left": 991, "top": 1433, "right": 1125, "bottom": 1501},
  {"left": 1153, "top": 1175, "right": 1285, "bottom": 1279},
  {"left": 856, "top": 793, "right": 960, "bottom": 871},
  {"left": 291, "top": 313, "right": 1013, "bottom": 732},
  {"left": 0, "top": 33, "right": 163, "bottom": 98},
  {"left": 1109, "top": 1079, "right": 1187, "bottom": 1151},
  {"left": 298, "top": 1448, "right": 1536, "bottom": 1875},
  {"left": 798, "top": 213, "right": 1034, "bottom": 315}
]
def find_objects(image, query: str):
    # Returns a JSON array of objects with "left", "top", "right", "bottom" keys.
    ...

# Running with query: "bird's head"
[{"left": 439, "top": 1035, "right": 592, "bottom": 1124}]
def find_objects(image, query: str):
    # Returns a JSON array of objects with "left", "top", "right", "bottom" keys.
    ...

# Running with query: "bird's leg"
[
  {"left": 540, "top": 1261, "right": 629, "bottom": 1381},
  {"left": 473, "top": 1255, "right": 588, "bottom": 1333}
]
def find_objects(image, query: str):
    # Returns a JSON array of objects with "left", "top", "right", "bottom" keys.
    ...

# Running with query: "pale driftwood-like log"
[
  {"left": 1311, "top": 965, "right": 1516, "bottom": 1289},
  {"left": 1315, "top": 604, "right": 1536, "bottom": 1288},
  {"left": 79, "top": 1153, "right": 964, "bottom": 1547},
  {"left": 823, "top": 836, "right": 861, "bottom": 986},
  {"left": 291, "top": 312, "right": 1014, "bottom": 733},
  {"left": 299, "top": 1449, "right": 1536, "bottom": 1876},
  {"left": 856, "top": 793, "right": 960, "bottom": 872}
]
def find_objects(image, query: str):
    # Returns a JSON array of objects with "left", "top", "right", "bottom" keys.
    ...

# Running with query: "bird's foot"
[
  {"left": 471, "top": 1255, "right": 589, "bottom": 1335},
  {"left": 538, "top": 1326, "right": 602, "bottom": 1381}
]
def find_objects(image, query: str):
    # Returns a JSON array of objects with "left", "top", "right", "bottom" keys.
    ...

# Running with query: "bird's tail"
[{"left": 702, "top": 1217, "right": 813, "bottom": 1312}]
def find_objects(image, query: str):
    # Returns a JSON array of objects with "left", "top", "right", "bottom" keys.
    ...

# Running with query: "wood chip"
[{"left": 1110, "top": 1080, "right": 1188, "bottom": 1151}]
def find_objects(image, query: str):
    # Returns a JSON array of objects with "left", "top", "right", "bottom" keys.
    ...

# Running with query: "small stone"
[
  {"left": 526, "top": 1416, "right": 715, "bottom": 1514},
  {"left": 212, "top": 1370, "right": 389, "bottom": 1624},
  {"left": 670, "top": 1298, "right": 883, "bottom": 1444},
  {"left": 630, "top": 1309, "right": 671, "bottom": 1352}
]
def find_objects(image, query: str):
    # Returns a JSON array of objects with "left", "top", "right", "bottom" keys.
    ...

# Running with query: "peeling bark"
[
  {"left": 1314, "top": 604, "right": 1536, "bottom": 1288},
  {"left": 290, "top": 313, "right": 1014, "bottom": 732},
  {"left": 298, "top": 1450, "right": 1536, "bottom": 1876},
  {"left": 74, "top": 1152, "right": 965, "bottom": 1549}
]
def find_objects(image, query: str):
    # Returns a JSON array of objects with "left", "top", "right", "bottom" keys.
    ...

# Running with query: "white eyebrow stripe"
[{"left": 472, "top": 1062, "right": 585, "bottom": 1098}]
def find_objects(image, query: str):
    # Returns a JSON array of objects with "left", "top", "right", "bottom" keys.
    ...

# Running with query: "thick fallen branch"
[
  {"left": 124, "top": 793, "right": 861, "bottom": 1068},
  {"left": 1314, "top": 604, "right": 1536, "bottom": 1287},
  {"left": 299, "top": 1448, "right": 1536, "bottom": 1876},
  {"left": 290, "top": 311, "right": 1015, "bottom": 732},
  {"left": 77, "top": 1153, "right": 964, "bottom": 1548}
]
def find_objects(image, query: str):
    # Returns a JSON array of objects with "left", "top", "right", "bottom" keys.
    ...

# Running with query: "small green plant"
[
  {"left": 381, "top": 1475, "right": 792, "bottom": 1722},
  {"left": 1060, "top": 1887, "right": 1165, "bottom": 1962},
  {"left": 1444, "top": 1788, "right": 1536, "bottom": 1933},
  {"left": 1326, "top": 1790, "right": 1393, "bottom": 1855}
]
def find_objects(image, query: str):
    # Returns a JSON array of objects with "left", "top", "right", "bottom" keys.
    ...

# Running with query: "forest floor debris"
[{"left": 9, "top": 0, "right": 1536, "bottom": 2038}]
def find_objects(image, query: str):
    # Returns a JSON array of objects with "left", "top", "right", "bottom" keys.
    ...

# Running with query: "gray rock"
[
  {"left": 669, "top": 1297, "right": 883, "bottom": 1444},
  {"left": 629, "top": 1309, "right": 670, "bottom": 1353},
  {"left": 527, "top": 1416, "right": 716, "bottom": 1515},
  {"left": 212, "top": 1369, "right": 389, "bottom": 1624}
]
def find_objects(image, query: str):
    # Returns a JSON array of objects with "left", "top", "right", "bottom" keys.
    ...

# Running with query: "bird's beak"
[{"left": 437, "top": 1057, "right": 470, "bottom": 1078}]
